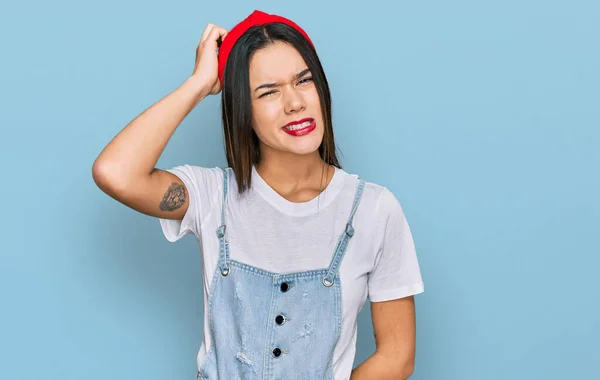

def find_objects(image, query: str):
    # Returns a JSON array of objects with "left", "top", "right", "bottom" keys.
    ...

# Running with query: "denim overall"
[{"left": 197, "top": 167, "right": 366, "bottom": 380}]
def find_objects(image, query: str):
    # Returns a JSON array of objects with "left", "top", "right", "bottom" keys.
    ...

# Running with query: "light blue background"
[{"left": 1, "top": 0, "right": 598, "bottom": 379}]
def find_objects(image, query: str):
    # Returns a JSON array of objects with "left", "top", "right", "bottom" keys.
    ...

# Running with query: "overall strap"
[
  {"left": 216, "top": 167, "right": 231, "bottom": 276},
  {"left": 322, "top": 178, "right": 366, "bottom": 287}
]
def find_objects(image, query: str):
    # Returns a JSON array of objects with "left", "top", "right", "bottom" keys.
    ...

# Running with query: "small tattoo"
[{"left": 160, "top": 182, "right": 186, "bottom": 211}]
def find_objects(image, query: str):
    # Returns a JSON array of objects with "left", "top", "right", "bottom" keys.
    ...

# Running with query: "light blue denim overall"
[{"left": 197, "top": 167, "right": 365, "bottom": 380}]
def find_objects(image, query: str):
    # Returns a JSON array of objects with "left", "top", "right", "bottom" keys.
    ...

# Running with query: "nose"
[{"left": 283, "top": 86, "right": 305, "bottom": 114}]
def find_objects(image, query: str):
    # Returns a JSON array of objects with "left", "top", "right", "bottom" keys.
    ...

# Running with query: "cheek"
[
  {"left": 306, "top": 90, "right": 322, "bottom": 114},
  {"left": 252, "top": 101, "right": 282, "bottom": 136}
]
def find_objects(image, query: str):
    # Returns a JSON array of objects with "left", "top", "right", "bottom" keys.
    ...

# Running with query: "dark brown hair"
[{"left": 220, "top": 22, "right": 341, "bottom": 194}]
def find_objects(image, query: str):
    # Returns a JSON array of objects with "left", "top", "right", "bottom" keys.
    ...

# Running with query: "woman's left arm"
[{"left": 350, "top": 296, "right": 416, "bottom": 380}]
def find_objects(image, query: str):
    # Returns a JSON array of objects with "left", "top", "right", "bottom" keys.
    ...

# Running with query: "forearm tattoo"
[{"left": 159, "top": 182, "right": 186, "bottom": 211}]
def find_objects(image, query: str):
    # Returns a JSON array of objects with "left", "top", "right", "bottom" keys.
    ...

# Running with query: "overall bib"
[{"left": 197, "top": 168, "right": 366, "bottom": 380}]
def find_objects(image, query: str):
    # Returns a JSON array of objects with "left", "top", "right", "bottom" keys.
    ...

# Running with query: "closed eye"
[
  {"left": 298, "top": 77, "right": 313, "bottom": 85},
  {"left": 258, "top": 90, "right": 276, "bottom": 98}
]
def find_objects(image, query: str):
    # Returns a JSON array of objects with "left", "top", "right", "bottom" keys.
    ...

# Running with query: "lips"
[{"left": 282, "top": 118, "right": 316, "bottom": 137}]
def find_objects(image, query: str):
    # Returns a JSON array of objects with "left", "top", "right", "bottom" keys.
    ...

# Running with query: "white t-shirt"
[{"left": 159, "top": 164, "right": 424, "bottom": 379}]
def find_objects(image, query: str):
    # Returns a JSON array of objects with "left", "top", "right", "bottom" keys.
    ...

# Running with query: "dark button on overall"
[
  {"left": 272, "top": 348, "right": 282, "bottom": 358},
  {"left": 275, "top": 315, "right": 285, "bottom": 325},
  {"left": 280, "top": 282, "right": 289, "bottom": 292}
]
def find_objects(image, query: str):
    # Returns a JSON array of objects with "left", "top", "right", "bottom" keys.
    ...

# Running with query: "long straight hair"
[{"left": 221, "top": 22, "right": 341, "bottom": 194}]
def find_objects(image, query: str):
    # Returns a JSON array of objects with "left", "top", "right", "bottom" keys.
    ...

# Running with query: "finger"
[
  {"left": 206, "top": 26, "right": 228, "bottom": 49},
  {"left": 200, "top": 24, "right": 215, "bottom": 43},
  {"left": 215, "top": 25, "right": 228, "bottom": 39}
]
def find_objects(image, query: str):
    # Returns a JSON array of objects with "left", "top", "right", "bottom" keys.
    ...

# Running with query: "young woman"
[{"left": 93, "top": 9, "right": 424, "bottom": 380}]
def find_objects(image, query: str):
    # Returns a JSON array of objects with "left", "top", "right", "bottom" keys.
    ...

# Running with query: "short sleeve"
[
  {"left": 368, "top": 188, "right": 424, "bottom": 302},
  {"left": 159, "top": 165, "right": 222, "bottom": 242}
]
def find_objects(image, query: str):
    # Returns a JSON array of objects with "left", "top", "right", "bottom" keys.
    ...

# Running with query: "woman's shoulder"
[
  {"left": 163, "top": 164, "right": 229, "bottom": 197},
  {"left": 337, "top": 168, "right": 393, "bottom": 200},
  {"left": 336, "top": 168, "right": 405, "bottom": 218}
]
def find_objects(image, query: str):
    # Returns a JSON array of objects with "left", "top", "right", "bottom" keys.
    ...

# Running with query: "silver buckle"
[{"left": 221, "top": 266, "right": 230, "bottom": 276}]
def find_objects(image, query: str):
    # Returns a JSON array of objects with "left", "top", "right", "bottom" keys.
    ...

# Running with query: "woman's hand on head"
[{"left": 191, "top": 23, "right": 228, "bottom": 95}]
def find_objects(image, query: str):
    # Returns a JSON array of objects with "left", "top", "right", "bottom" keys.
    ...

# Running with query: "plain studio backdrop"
[{"left": 1, "top": 1, "right": 598, "bottom": 379}]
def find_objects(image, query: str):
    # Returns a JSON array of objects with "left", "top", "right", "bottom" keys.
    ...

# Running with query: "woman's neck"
[{"left": 255, "top": 150, "right": 335, "bottom": 203}]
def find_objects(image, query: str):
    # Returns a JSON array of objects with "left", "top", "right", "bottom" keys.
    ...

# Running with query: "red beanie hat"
[{"left": 217, "top": 10, "right": 315, "bottom": 86}]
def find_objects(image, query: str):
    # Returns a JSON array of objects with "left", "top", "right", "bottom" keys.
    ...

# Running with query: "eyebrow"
[{"left": 254, "top": 68, "right": 312, "bottom": 92}]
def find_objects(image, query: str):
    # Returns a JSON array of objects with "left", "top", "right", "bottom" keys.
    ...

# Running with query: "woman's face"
[{"left": 248, "top": 42, "right": 324, "bottom": 158}]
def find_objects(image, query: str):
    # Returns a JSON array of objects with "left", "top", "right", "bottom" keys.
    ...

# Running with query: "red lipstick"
[{"left": 282, "top": 118, "right": 316, "bottom": 137}]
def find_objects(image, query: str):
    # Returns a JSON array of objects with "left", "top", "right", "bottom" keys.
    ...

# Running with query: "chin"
[{"left": 285, "top": 134, "right": 323, "bottom": 156}]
